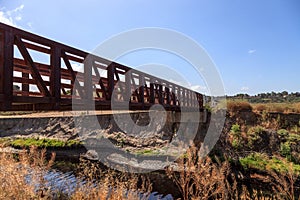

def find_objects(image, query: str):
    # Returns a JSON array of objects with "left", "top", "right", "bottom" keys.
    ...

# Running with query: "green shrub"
[
  {"left": 280, "top": 142, "right": 292, "bottom": 161},
  {"left": 240, "top": 153, "right": 268, "bottom": 170},
  {"left": 247, "top": 126, "right": 264, "bottom": 146},
  {"left": 240, "top": 153, "right": 300, "bottom": 173},
  {"left": 230, "top": 124, "right": 243, "bottom": 149},
  {"left": 277, "top": 129, "right": 289, "bottom": 138},
  {"left": 232, "top": 138, "right": 242, "bottom": 149},
  {"left": 230, "top": 124, "right": 241, "bottom": 135},
  {"left": 288, "top": 133, "right": 300, "bottom": 143}
]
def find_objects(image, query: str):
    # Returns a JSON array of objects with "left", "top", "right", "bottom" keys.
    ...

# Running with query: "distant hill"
[{"left": 227, "top": 91, "right": 300, "bottom": 103}]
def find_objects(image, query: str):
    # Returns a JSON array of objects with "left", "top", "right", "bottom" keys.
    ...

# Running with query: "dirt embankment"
[
  {"left": 1, "top": 110, "right": 300, "bottom": 148},
  {"left": 0, "top": 112, "right": 179, "bottom": 150}
]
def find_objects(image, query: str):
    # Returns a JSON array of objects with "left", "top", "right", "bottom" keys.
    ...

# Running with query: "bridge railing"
[{"left": 0, "top": 22, "right": 203, "bottom": 111}]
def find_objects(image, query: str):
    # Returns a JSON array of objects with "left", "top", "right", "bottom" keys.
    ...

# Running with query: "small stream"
[{"left": 39, "top": 169, "right": 173, "bottom": 200}]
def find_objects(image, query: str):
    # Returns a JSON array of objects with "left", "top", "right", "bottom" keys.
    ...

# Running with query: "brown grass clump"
[
  {"left": 0, "top": 147, "right": 151, "bottom": 199},
  {"left": 227, "top": 100, "right": 252, "bottom": 113},
  {"left": 0, "top": 146, "right": 55, "bottom": 199},
  {"left": 252, "top": 102, "right": 300, "bottom": 114},
  {"left": 166, "top": 145, "right": 238, "bottom": 200},
  {"left": 72, "top": 159, "right": 152, "bottom": 200}
]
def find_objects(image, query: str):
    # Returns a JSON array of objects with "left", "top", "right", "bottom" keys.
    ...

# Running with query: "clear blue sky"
[{"left": 1, "top": 0, "right": 299, "bottom": 95}]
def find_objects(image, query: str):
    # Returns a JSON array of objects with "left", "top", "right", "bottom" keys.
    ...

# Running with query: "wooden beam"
[
  {"left": 61, "top": 51, "right": 85, "bottom": 98},
  {"left": 84, "top": 56, "right": 93, "bottom": 108},
  {"left": 15, "top": 35, "right": 51, "bottom": 97},
  {"left": 125, "top": 71, "right": 131, "bottom": 102},
  {"left": 0, "top": 28, "right": 14, "bottom": 110},
  {"left": 50, "top": 46, "right": 61, "bottom": 109},
  {"left": 92, "top": 64, "right": 107, "bottom": 99},
  {"left": 0, "top": 29, "right": 4, "bottom": 96},
  {"left": 0, "top": 94, "right": 4, "bottom": 102},
  {"left": 149, "top": 80, "right": 155, "bottom": 104},
  {"left": 23, "top": 40, "right": 51, "bottom": 54},
  {"left": 139, "top": 74, "right": 145, "bottom": 104},
  {"left": 13, "top": 96, "right": 55, "bottom": 104},
  {"left": 166, "top": 86, "right": 170, "bottom": 105},
  {"left": 21, "top": 72, "right": 29, "bottom": 95},
  {"left": 107, "top": 63, "right": 115, "bottom": 100},
  {"left": 158, "top": 83, "right": 163, "bottom": 104}
]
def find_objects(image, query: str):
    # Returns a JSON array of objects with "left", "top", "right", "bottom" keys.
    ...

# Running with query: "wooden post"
[
  {"left": 150, "top": 79, "right": 155, "bottom": 104},
  {"left": 171, "top": 85, "right": 176, "bottom": 106},
  {"left": 0, "top": 29, "right": 4, "bottom": 108},
  {"left": 166, "top": 86, "right": 170, "bottom": 105},
  {"left": 158, "top": 83, "right": 163, "bottom": 104},
  {"left": 125, "top": 71, "right": 131, "bottom": 102},
  {"left": 50, "top": 46, "right": 61, "bottom": 110},
  {"left": 22, "top": 72, "right": 29, "bottom": 95},
  {"left": 139, "top": 74, "right": 144, "bottom": 104},
  {"left": 84, "top": 56, "right": 93, "bottom": 109},
  {"left": 0, "top": 28, "right": 14, "bottom": 110},
  {"left": 107, "top": 63, "right": 115, "bottom": 101},
  {"left": 177, "top": 88, "right": 181, "bottom": 107}
]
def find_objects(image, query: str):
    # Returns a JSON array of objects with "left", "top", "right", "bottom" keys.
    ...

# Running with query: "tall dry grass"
[
  {"left": 253, "top": 158, "right": 300, "bottom": 200},
  {"left": 166, "top": 145, "right": 238, "bottom": 200},
  {"left": 227, "top": 100, "right": 253, "bottom": 113},
  {"left": 0, "top": 147, "right": 151, "bottom": 200},
  {"left": 1, "top": 145, "right": 299, "bottom": 199},
  {"left": 252, "top": 102, "right": 300, "bottom": 114},
  {"left": 0, "top": 146, "right": 55, "bottom": 199}
]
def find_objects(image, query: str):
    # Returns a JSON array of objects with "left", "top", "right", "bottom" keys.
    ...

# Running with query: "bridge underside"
[{"left": 0, "top": 23, "right": 203, "bottom": 112}]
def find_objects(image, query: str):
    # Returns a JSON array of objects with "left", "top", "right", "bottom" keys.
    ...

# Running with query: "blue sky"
[{"left": 0, "top": 0, "right": 299, "bottom": 95}]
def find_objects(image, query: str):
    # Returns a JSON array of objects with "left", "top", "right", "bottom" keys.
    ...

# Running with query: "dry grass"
[
  {"left": 0, "top": 146, "right": 55, "bottom": 199},
  {"left": 166, "top": 145, "right": 238, "bottom": 200},
  {"left": 166, "top": 145, "right": 300, "bottom": 200},
  {"left": 252, "top": 102, "right": 300, "bottom": 114},
  {"left": 73, "top": 159, "right": 152, "bottom": 200},
  {"left": 227, "top": 100, "right": 253, "bottom": 113},
  {"left": 253, "top": 158, "right": 300, "bottom": 200},
  {"left": 1, "top": 144, "right": 300, "bottom": 199},
  {"left": 0, "top": 147, "right": 151, "bottom": 200}
]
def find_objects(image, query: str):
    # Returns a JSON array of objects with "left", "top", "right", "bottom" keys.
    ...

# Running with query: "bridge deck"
[{"left": 0, "top": 23, "right": 203, "bottom": 111}]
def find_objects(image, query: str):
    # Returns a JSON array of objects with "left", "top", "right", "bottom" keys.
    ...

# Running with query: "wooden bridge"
[{"left": 0, "top": 22, "right": 203, "bottom": 111}]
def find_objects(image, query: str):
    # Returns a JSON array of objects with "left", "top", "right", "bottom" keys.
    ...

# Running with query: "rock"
[{"left": 83, "top": 150, "right": 99, "bottom": 161}]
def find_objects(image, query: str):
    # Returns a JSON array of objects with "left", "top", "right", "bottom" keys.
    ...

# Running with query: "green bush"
[
  {"left": 240, "top": 153, "right": 300, "bottom": 173},
  {"left": 288, "top": 133, "right": 300, "bottom": 143},
  {"left": 230, "top": 124, "right": 241, "bottom": 135},
  {"left": 230, "top": 124, "right": 243, "bottom": 149},
  {"left": 277, "top": 129, "right": 289, "bottom": 138},
  {"left": 247, "top": 126, "right": 264, "bottom": 147},
  {"left": 232, "top": 138, "right": 242, "bottom": 149},
  {"left": 240, "top": 153, "right": 268, "bottom": 170},
  {"left": 280, "top": 142, "right": 292, "bottom": 161}
]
